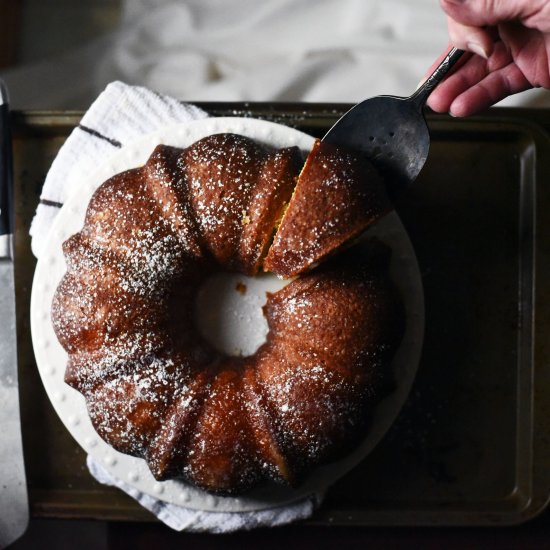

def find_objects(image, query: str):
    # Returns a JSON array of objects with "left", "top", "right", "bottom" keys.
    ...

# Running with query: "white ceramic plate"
[{"left": 31, "top": 117, "right": 424, "bottom": 512}]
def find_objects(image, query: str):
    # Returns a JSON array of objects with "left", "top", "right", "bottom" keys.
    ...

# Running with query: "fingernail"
[
  {"left": 449, "top": 104, "right": 465, "bottom": 117},
  {"left": 466, "top": 41, "right": 489, "bottom": 59}
]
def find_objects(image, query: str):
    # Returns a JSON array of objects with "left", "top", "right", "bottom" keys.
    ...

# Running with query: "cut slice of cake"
[{"left": 264, "top": 139, "right": 392, "bottom": 278}]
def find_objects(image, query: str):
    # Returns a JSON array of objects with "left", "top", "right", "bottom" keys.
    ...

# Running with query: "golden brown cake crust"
[
  {"left": 264, "top": 139, "right": 392, "bottom": 278},
  {"left": 52, "top": 133, "right": 404, "bottom": 496},
  {"left": 181, "top": 134, "right": 301, "bottom": 274}
]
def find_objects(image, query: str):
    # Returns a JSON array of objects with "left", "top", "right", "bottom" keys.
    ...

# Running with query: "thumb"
[
  {"left": 440, "top": 0, "right": 550, "bottom": 30},
  {"left": 447, "top": 16, "right": 494, "bottom": 58}
]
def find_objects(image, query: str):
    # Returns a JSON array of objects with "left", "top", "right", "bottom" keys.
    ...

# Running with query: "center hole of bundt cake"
[{"left": 195, "top": 272, "right": 289, "bottom": 357}]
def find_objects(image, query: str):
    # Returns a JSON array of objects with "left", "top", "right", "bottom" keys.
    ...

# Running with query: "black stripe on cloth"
[
  {"left": 40, "top": 198, "right": 64, "bottom": 208},
  {"left": 78, "top": 124, "right": 122, "bottom": 148}
]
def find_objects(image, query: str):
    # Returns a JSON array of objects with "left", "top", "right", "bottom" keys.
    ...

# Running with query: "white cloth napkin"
[
  {"left": 87, "top": 457, "right": 322, "bottom": 533},
  {"left": 29, "top": 81, "right": 208, "bottom": 258},
  {"left": 31, "top": 81, "right": 323, "bottom": 531}
]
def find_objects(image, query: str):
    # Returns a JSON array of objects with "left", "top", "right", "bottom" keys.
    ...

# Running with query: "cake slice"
[
  {"left": 264, "top": 139, "right": 392, "bottom": 278},
  {"left": 181, "top": 133, "right": 301, "bottom": 275}
]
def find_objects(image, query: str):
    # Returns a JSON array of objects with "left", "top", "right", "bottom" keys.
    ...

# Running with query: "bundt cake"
[{"left": 51, "top": 132, "right": 404, "bottom": 495}]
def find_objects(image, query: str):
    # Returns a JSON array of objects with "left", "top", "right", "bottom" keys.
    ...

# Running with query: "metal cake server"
[
  {"left": 323, "top": 47, "right": 464, "bottom": 197},
  {"left": 0, "top": 79, "right": 29, "bottom": 548}
]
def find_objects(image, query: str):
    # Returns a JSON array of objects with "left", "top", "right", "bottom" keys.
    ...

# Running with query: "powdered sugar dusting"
[
  {"left": 52, "top": 132, "right": 404, "bottom": 496},
  {"left": 265, "top": 139, "right": 392, "bottom": 277}
]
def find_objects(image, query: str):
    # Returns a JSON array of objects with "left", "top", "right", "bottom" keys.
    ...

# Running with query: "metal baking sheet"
[{"left": 12, "top": 106, "right": 550, "bottom": 526}]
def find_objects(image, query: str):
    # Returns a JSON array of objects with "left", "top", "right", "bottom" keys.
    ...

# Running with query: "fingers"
[
  {"left": 499, "top": 21, "right": 550, "bottom": 88},
  {"left": 428, "top": 41, "right": 509, "bottom": 112},
  {"left": 447, "top": 16, "right": 493, "bottom": 58},
  {"left": 448, "top": 63, "right": 532, "bottom": 116},
  {"left": 431, "top": 0, "right": 547, "bottom": 115},
  {"left": 440, "top": 0, "right": 549, "bottom": 28},
  {"left": 427, "top": 54, "right": 487, "bottom": 113},
  {"left": 427, "top": 40, "right": 531, "bottom": 115}
]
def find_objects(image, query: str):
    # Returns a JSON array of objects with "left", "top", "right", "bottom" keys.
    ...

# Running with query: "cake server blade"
[
  {"left": 0, "top": 79, "right": 29, "bottom": 548},
  {"left": 323, "top": 47, "right": 464, "bottom": 198}
]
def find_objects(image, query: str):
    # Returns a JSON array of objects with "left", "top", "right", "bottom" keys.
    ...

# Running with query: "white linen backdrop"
[{"left": 2, "top": 0, "right": 549, "bottom": 110}]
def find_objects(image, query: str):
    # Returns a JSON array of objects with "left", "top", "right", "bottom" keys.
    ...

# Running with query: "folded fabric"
[
  {"left": 31, "top": 80, "right": 323, "bottom": 532},
  {"left": 88, "top": 457, "right": 322, "bottom": 533},
  {"left": 29, "top": 81, "right": 208, "bottom": 258}
]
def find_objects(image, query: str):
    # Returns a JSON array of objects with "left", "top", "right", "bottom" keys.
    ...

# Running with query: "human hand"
[{"left": 427, "top": 0, "right": 550, "bottom": 116}]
